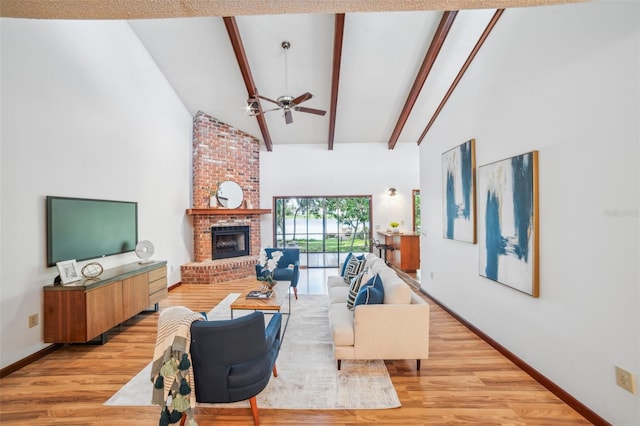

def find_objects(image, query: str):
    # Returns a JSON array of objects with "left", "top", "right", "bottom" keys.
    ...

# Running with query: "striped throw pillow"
[
  {"left": 340, "top": 253, "right": 364, "bottom": 277},
  {"left": 343, "top": 255, "right": 365, "bottom": 284},
  {"left": 347, "top": 269, "right": 372, "bottom": 310}
]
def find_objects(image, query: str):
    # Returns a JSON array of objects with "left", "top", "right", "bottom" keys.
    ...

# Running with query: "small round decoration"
[
  {"left": 81, "top": 262, "right": 104, "bottom": 279},
  {"left": 216, "top": 180, "right": 244, "bottom": 209}
]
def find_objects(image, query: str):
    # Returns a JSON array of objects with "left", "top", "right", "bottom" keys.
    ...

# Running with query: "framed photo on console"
[{"left": 56, "top": 259, "right": 82, "bottom": 284}]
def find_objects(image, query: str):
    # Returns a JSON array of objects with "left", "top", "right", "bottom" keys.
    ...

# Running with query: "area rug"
[{"left": 105, "top": 292, "right": 400, "bottom": 409}]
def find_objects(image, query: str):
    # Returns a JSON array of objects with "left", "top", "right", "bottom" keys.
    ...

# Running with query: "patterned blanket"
[{"left": 150, "top": 306, "right": 204, "bottom": 426}]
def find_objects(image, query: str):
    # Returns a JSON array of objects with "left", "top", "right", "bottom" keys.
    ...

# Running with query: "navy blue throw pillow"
[{"left": 354, "top": 273, "right": 384, "bottom": 307}]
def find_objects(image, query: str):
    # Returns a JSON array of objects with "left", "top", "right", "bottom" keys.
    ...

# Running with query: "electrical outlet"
[
  {"left": 28, "top": 313, "right": 38, "bottom": 328},
  {"left": 615, "top": 366, "right": 636, "bottom": 394}
]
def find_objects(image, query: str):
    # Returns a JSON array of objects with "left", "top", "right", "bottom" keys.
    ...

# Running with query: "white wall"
[
  {"left": 259, "top": 143, "right": 419, "bottom": 248},
  {"left": 0, "top": 19, "right": 193, "bottom": 368},
  {"left": 419, "top": 2, "right": 639, "bottom": 424}
]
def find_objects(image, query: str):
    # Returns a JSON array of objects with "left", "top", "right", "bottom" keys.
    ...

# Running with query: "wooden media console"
[{"left": 43, "top": 261, "right": 167, "bottom": 344}]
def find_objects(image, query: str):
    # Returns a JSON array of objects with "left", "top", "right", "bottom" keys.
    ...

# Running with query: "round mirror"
[{"left": 216, "top": 181, "right": 244, "bottom": 209}]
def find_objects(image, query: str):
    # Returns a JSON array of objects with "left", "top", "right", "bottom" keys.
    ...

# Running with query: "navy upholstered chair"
[
  {"left": 187, "top": 312, "right": 282, "bottom": 426},
  {"left": 255, "top": 248, "right": 301, "bottom": 299}
]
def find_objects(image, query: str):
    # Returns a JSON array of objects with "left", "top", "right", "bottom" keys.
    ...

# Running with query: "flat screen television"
[{"left": 46, "top": 196, "right": 138, "bottom": 267}]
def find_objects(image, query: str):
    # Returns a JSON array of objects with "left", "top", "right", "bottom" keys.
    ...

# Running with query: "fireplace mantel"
[{"left": 186, "top": 208, "right": 271, "bottom": 215}]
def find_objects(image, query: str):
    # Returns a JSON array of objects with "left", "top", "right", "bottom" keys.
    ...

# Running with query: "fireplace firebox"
[{"left": 211, "top": 226, "right": 250, "bottom": 259}]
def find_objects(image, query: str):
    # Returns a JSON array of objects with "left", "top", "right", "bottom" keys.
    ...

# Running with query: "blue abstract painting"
[
  {"left": 442, "top": 139, "right": 476, "bottom": 243},
  {"left": 478, "top": 151, "right": 539, "bottom": 296}
]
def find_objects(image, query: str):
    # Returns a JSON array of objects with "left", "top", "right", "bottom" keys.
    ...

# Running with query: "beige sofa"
[{"left": 327, "top": 253, "right": 430, "bottom": 370}]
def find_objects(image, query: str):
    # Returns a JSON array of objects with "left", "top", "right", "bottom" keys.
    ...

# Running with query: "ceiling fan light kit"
[
  {"left": 246, "top": 98, "right": 260, "bottom": 114},
  {"left": 246, "top": 40, "right": 326, "bottom": 124}
]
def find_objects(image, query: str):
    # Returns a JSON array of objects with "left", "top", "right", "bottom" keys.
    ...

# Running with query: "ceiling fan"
[{"left": 247, "top": 41, "right": 326, "bottom": 125}]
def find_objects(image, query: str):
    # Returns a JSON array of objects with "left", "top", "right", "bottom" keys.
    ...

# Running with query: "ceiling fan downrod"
[{"left": 282, "top": 40, "right": 290, "bottom": 97}]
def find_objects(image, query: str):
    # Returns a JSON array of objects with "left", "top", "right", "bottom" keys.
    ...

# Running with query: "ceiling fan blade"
[
  {"left": 258, "top": 94, "right": 280, "bottom": 105},
  {"left": 284, "top": 109, "right": 293, "bottom": 124},
  {"left": 295, "top": 106, "right": 327, "bottom": 116},
  {"left": 292, "top": 92, "right": 313, "bottom": 105}
]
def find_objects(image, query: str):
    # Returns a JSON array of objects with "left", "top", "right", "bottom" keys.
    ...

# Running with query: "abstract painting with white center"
[
  {"left": 442, "top": 139, "right": 476, "bottom": 243},
  {"left": 478, "top": 151, "right": 539, "bottom": 297}
]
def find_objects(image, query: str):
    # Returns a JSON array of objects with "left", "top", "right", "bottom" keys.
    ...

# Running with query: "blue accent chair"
[
  {"left": 189, "top": 312, "right": 282, "bottom": 426},
  {"left": 255, "top": 248, "right": 301, "bottom": 299}
]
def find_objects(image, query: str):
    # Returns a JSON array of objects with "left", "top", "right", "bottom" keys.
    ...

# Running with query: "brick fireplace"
[{"left": 181, "top": 111, "right": 264, "bottom": 284}]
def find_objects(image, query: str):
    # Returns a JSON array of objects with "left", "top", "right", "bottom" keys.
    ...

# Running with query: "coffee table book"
[{"left": 246, "top": 290, "right": 272, "bottom": 299}]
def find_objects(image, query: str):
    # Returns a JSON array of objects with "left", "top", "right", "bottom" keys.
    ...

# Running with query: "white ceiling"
[
  {"left": 129, "top": 10, "right": 499, "bottom": 148},
  {"left": 2, "top": 0, "right": 582, "bottom": 150}
]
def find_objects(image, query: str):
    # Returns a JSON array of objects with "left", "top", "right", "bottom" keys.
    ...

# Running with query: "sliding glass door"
[{"left": 273, "top": 196, "right": 372, "bottom": 268}]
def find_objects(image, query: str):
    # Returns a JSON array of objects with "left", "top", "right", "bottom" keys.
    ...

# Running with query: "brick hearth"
[
  {"left": 181, "top": 111, "right": 262, "bottom": 284},
  {"left": 181, "top": 256, "right": 257, "bottom": 285}
]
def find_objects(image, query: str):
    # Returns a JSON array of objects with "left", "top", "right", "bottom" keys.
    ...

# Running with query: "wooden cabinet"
[
  {"left": 43, "top": 261, "right": 166, "bottom": 343},
  {"left": 148, "top": 266, "right": 168, "bottom": 306},
  {"left": 380, "top": 232, "right": 420, "bottom": 272},
  {"left": 43, "top": 290, "right": 86, "bottom": 343},
  {"left": 122, "top": 274, "right": 148, "bottom": 319},
  {"left": 86, "top": 281, "right": 124, "bottom": 340}
]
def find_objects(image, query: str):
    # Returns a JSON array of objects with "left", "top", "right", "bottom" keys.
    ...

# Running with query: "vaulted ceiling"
[{"left": 2, "top": 0, "right": 584, "bottom": 151}]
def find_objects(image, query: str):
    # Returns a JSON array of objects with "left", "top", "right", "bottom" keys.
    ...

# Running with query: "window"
[
  {"left": 273, "top": 196, "right": 372, "bottom": 267},
  {"left": 412, "top": 189, "right": 421, "bottom": 233}
]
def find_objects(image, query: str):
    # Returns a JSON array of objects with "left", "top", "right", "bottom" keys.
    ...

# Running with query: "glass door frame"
[
  {"left": 272, "top": 195, "right": 373, "bottom": 268},
  {"left": 412, "top": 189, "right": 421, "bottom": 233}
]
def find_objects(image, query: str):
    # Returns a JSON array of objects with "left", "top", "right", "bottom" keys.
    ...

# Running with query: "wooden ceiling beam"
[
  {"left": 223, "top": 16, "right": 274, "bottom": 152},
  {"left": 417, "top": 9, "right": 504, "bottom": 145},
  {"left": 387, "top": 10, "right": 457, "bottom": 150},
  {"left": 328, "top": 13, "right": 345, "bottom": 151}
]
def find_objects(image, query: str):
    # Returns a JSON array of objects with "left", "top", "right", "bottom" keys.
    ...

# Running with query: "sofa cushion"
[
  {"left": 329, "top": 303, "right": 354, "bottom": 346},
  {"left": 329, "top": 286, "right": 349, "bottom": 304},
  {"left": 367, "top": 256, "right": 388, "bottom": 275},
  {"left": 347, "top": 268, "right": 373, "bottom": 310},
  {"left": 327, "top": 275, "right": 348, "bottom": 290},
  {"left": 364, "top": 253, "right": 379, "bottom": 269},
  {"left": 343, "top": 255, "right": 365, "bottom": 284},
  {"left": 378, "top": 268, "right": 412, "bottom": 304}
]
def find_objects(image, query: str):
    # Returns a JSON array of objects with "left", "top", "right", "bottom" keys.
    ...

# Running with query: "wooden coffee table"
[
  {"left": 231, "top": 283, "right": 282, "bottom": 317},
  {"left": 230, "top": 277, "right": 291, "bottom": 337}
]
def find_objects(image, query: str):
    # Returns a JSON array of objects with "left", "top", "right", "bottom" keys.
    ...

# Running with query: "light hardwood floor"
[{"left": 0, "top": 269, "right": 593, "bottom": 425}]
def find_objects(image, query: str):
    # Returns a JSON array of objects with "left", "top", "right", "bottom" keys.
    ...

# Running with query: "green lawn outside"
[{"left": 285, "top": 237, "right": 369, "bottom": 253}]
